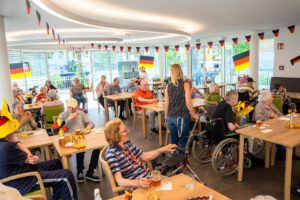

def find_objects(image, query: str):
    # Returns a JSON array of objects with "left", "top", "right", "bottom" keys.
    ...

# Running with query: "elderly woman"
[
  {"left": 45, "top": 80, "right": 57, "bottom": 91},
  {"left": 104, "top": 118, "right": 176, "bottom": 189},
  {"left": 12, "top": 101, "right": 37, "bottom": 132},
  {"left": 96, "top": 75, "right": 109, "bottom": 108},
  {"left": 35, "top": 86, "right": 48, "bottom": 103},
  {"left": 70, "top": 77, "right": 87, "bottom": 110},
  {"left": 253, "top": 91, "right": 283, "bottom": 122},
  {"left": 206, "top": 83, "right": 222, "bottom": 103},
  {"left": 41, "top": 89, "right": 64, "bottom": 114}
]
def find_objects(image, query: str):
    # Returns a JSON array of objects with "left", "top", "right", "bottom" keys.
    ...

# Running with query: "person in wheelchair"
[
  {"left": 104, "top": 118, "right": 177, "bottom": 189},
  {"left": 206, "top": 83, "right": 222, "bottom": 103}
]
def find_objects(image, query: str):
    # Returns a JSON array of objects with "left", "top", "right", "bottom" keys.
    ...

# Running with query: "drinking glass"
[{"left": 151, "top": 170, "right": 161, "bottom": 188}]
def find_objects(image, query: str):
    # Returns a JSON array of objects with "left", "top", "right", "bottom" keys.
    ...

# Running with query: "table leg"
[
  {"left": 40, "top": 147, "right": 46, "bottom": 161},
  {"left": 158, "top": 112, "right": 162, "bottom": 146},
  {"left": 104, "top": 98, "right": 109, "bottom": 121},
  {"left": 142, "top": 109, "right": 147, "bottom": 139},
  {"left": 284, "top": 147, "right": 293, "bottom": 200},
  {"left": 114, "top": 100, "right": 118, "bottom": 117},
  {"left": 265, "top": 142, "right": 271, "bottom": 168},
  {"left": 271, "top": 143, "right": 276, "bottom": 167},
  {"left": 44, "top": 146, "right": 51, "bottom": 161},
  {"left": 238, "top": 134, "right": 245, "bottom": 181},
  {"left": 98, "top": 158, "right": 103, "bottom": 177},
  {"left": 62, "top": 156, "right": 70, "bottom": 169},
  {"left": 125, "top": 99, "right": 129, "bottom": 119}
]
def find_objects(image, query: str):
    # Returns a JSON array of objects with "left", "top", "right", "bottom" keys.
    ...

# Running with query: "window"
[
  {"left": 91, "top": 50, "right": 111, "bottom": 87},
  {"left": 165, "top": 47, "right": 188, "bottom": 77},
  {"left": 191, "top": 47, "right": 205, "bottom": 86},
  {"left": 204, "top": 45, "right": 222, "bottom": 84},
  {"left": 258, "top": 39, "right": 274, "bottom": 90}
]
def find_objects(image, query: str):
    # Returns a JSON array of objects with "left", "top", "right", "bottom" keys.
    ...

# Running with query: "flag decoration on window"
[
  {"left": 155, "top": 46, "right": 159, "bottom": 53},
  {"left": 272, "top": 29, "right": 279, "bottom": 38},
  {"left": 36, "top": 11, "right": 41, "bottom": 26},
  {"left": 291, "top": 55, "right": 300, "bottom": 66},
  {"left": 288, "top": 25, "right": 295, "bottom": 33},
  {"left": 97, "top": 45, "right": 101, "bottom": 50},
  {"left": 258, "top": 32, "right": 264, "bottom": 40},
  {"left": 185, "top": 44, "right": 190, "bottom": 51},
  {"left": 164, "top": 46, "right": 169, "bottom": 53},
  {"left": 145, "top": 46, "right": 149, "bottom": 53},
  {"left": 25, "top": 0, "right": 31, "bottom": 16},
  {"left": 245, "top": 35, "right": 251, "bottom": 42},
  {"left": 104, "top": 45, "right": 108, "bottom": 51},
  {"left": 127, "top": 47, "right": 131, "bottom": 53},
  {"left": 233, "top": 51, "right": 250, "bottom": 71},
  {"left": 208, "top": 42, "right": 213, "bottom": 49},
  {"left": 112, "top": 46, "right": 116, "bottom": 52},
  {"left": 139, "top": 55, "right": 154, "bottom": 69},
  {"left": 136, "top": 47, "right": 140, "bottom": 53},
  {"left": 120, "top": 46, "right": 124, "bottom": 52},
  {"left": 196, "top": 43, "right": 201, "bottom": 50},
  {"left": 175, "top": 45, "right": 179, "bottom": 52},
  {"left": 219, "top": 40, "right": 225, "bottom": 47},
  {"left": 10, "top": 62, "right": 32, "bottom": 79},
  {"left": 232, "top": 38, "right": 238, "bottom": 45}
]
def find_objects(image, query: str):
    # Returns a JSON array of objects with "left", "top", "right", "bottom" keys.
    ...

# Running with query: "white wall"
[{"left": 274, "top": 26, "right": 300, "bottom": 77}]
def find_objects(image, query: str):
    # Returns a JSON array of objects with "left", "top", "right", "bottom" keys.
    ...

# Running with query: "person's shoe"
[
  {"left": 86, "top": 173, "right": 100, "bottom": 182},
  {"left": 150, "top": 128, "right": 159, "bottom": 135},
  {"left": 130, "top": 109, "right": 133, "bottom": 116},
  {"left": 119, "top": 116, "right": 127, "bottom": 120},
  {"left": 291, "top": 188, "right": 300, "bottom": 196},
  {"left": 77, "top": 173, "right": 85, "bottom": 183}
]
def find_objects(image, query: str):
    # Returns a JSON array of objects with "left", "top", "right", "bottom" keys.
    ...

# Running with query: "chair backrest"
[
  {"left": 205, "top": 101, "right": 218, "bottom": 118},
  {"left": 238, "top": 91, "right": 250, "bottom": 102},
  {"left": 272, "top": 95, "right": 283, "bottom": 113},
  {"left": 43, "top": 105, "right": 65, "bottom": 128},
  {"left": 206, "top": 118, "right": 226, "bottom": 145}
]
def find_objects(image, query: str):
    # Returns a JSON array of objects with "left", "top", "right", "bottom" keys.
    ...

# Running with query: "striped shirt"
[
  {"left": 239, "top": 84, "right": 258, "bottom": 100},
  {"left": 105, "top": 140, "right": 150, "bottom": 180}
]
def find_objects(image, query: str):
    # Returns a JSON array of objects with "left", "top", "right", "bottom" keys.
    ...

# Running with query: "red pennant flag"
[
  {"left": 136, "top": 47, "right": 140, "bottom": 53},
  {"left": 232, "top": 38, "right": 238, "bottom": 45},
  {"left": 52, "top": 29, "right": 56, "bottom": 40},
  {"left": 185, "top": 44, "right": 190, "bottom": 51},
  {"left": 104, "top": 45, "right": 108, "bottom": 51},
  {"left": 63, "top": 40, "right": 65, "bottom": 45},
  {"left": 288, "top": 25, "right": 295, "bottom": 33},
  {"left": 258, "top": 32, "right": 264, "bottom": 40},
  {"left": 196, "top": 43, "right": 201, "bottom": 50},
  {"left": 127, "top": 47, "right": 131, "bottom": 53},
  {"left": 245, "top": 35, "right": 251, "bottom": 42},
  {"left": 58, "top": 34, "right": 61, "bottom": 45},
  {"left": 219, "top": 40, "right": 225, "bottom": 47},
  {"left": 97, "top": 45, "right": 101, "bottom": 50},
  {"left": 91, "top": 43, "right": 94, "bottom": 48},
  {"left": 46, "top": 23, "right": 50, "bottom": 35},
  {"left": 175, "top": 45, "right": 179, "bottom": 52},
  {"left": 155, "top": 46, "right": 159, "bottom": 53},
  {"left": 112, "top": 46, "right": 116, "bottom": 52},
  {"left": 145, "top": 46, "right": 149, "bottom": 53},
  {"left": 272, "top": 29, "right": 279, "bottom": 38},
  {"left": 25, "top": 0, "right": 31, "bottom": 16},
  {"left": 164, "top": 46, "right": 169, "bottom": 53},
  {"left": 36, "top": 11, "right": 41, "bottom": 26},
  {"left": 120, "top": 46, "right": 124, "bottom": 52},
  {"left": 208, "top": 42, "right": 213, "bottom": 49}
]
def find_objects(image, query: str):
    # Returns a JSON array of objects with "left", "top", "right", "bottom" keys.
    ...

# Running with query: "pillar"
[
  {"left": 158, "top": 46, "right": 165, "bottom": 80},
  {"left": 186, "top": 49, "right": 192, "bottom": 78},
  {"left": 0, "top": 16, "right": 13, "bottom": 108},
  {"left": 249, "top": 31, "right": 259, "bottom": 84}
]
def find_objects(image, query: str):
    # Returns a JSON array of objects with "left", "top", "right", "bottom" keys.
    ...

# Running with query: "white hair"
[
  {"left": 261, "top": 91, "right": 273, "bottom": 102},
  {"left": 209, "top": 83, "right": 219, "bottom": 94}
]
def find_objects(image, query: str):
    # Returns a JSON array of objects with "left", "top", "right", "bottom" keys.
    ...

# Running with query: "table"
[
  {"left": 287, "top": 92, "right": 300, "bottom": 100},
  {"left": 24, "top": 103, "right": 42, "bottom": 111},
  {"left": 198, "top": 83, "right": 236, "bottom": 96},
  {"left": 50, "top": 128, "right": 108, "bottom": 170},
  {"left": 139, "top": 98, "right": 206, "bottom": 146},
  {"left": 20, "top": 129, "right": 53, "bottom": 161},
  {"left": 236, "top": 116, "right": 300, "bottom": 200},
  {"left": 109, "top": 173, "right": 231, "bottom": 200},
  {"left": 104, "top": 92, "right": 135, "bottom": 121}
]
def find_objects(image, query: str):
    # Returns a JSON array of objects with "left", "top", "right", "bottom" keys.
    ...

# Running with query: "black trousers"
[
  {"left": 98, "top": 95, "right": 104, "bottom": 107},
  {"left": 109, "top": 99, "right": 126, "bottom": 117},
  {"left": 76, "top": 149, "right": 100, "bottom": 173},
  {"left": 33, "top": 159, "right": 78, "bottom": 200}
]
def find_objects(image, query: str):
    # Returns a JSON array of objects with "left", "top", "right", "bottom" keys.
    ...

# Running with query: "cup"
[
  {"left": 58, "top": 136, "right": 65, "bottom": 147},
  {"left": 151, "top": 170, "right": 161, "bottom": 188},
  {"left": 75, "top": 129, "right": 81, "bottom": 136},
  {"left": 256, "top": 120, "right": 262, "bottom": 127}
]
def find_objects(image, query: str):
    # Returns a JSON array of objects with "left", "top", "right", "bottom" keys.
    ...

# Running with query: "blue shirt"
[
  {"left": 105, "top": 140, "right": 150, "bottom": 180},
  {"left": 125, "top": 84, "right": 138, "bottom": 92}
]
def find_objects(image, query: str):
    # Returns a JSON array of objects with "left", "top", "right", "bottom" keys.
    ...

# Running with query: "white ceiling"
[{"left": 1, "top": 0, "right": 300, "bottom": 50}]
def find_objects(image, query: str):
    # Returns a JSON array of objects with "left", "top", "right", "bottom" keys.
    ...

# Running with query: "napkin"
[
  {"left": 278, "top": 117, "right": 290, "bottom": 121},
  {"left": 157, "top": 182, "right": 172, "bottom": 191},
  {"left": 261, "top": 129, "right": 272, "bottom": 133}
]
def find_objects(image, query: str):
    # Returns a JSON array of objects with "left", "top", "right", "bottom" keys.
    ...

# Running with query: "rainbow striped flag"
[
  {"left": 233, "top": 51, "right": 250, "bottom": 71},
  {"left": 139, "top": 55, "right": 154, "bottom": 69},
  {"left": 10, "top": 62, "right": 32, "bottom": 79}
]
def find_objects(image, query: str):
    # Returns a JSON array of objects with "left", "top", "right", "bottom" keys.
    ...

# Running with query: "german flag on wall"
[
  {"left": 139, "top": 55, "right": 154, "bottom": 68},
  {"left": 233, "top": 51, "right": 250, "bottom": 71},
  {"left": 291, "top": 55, "right": 300, "bottom": 66},
  {"left": 10, "top": 62, "right": 32, "bottom": 79}
]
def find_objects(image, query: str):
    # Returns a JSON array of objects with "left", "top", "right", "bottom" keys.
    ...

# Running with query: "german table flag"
[
  {"left": 10, "top": 63, "right": 32, "bottom": 79},
  {"left": 291, "top": 55, "right": 300, "bottom": 66},
  {"left": 233, "top": 51, "right": 250, "bottom": 71},
  {"left": 139, "top": 55, "right": 154, "bottom": 69}
]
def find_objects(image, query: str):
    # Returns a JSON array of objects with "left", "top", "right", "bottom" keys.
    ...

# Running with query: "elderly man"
[
  {"left": 58, "top": 98, "right": 100, "bottom": 183},
  {"left": 134, "top": 79, "right": 163, "bottom": 134},
  {"left": 35, "top": 86, "right": 48, "bottom": 103},
  {"left": 106, "top": 77, "right": 126, "bottom": 120},
  {"left": 238, "top": 77, "right": 259, "bottom": 103},
  {"left": 206, "top": 83, "right": 222, "bottom": 103}
]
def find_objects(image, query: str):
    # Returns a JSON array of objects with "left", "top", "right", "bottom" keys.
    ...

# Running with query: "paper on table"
[
  {"left": 278, "top": 117, "right": 290, "bottom": 121},
  {"left": 92, "top": 128, "right": 104, "bottom": 134},
  {"left": 157, "top": 182, "right": 172, "bottom": 191},
  {"left": 261, "top": 129, "right": 273, "bottom": 133},
  {"left": 31, "top": 129, "right": 44, "bottom": 135}
]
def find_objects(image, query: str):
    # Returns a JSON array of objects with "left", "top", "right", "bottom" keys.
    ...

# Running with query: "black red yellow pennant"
[
  {"left": 185, "top": 44, "right": 190, "bottom": 51},
  {"left": 288, "top": 25, "right": 295, "bottom": 33},
  {"left": 91, "top": 43, "right": 94, "bottom": 48},
  {"left": 196, "top": 43, "right": 201, "bottom": 50},
  {"left": 46, "top": 23, "right": 50, "bottom": 35},
  {"left": 219, "top": 40, "right": 225, "bottom": 47},
  {"left": 208, "top": 42, "right": 213, "bottom": 49},
  {"left": 164, "top": 46, "right": 169, "bottom": 53},
  {"left": 127, "top": 46, "right": 131, "bottom": 53},
  {"left": 112, "top": 46, "right": 116, "bottom": 52},
  {"left": 258, "top": 32, "right": 264, "bottom": 40},
  {"left": 52, "top": 29, "right": 56, "bottom": 40},
  {"left": 245, "top": 35, "right": 251, "bottom": 42},
  {"left": 120, "top": 46, "right": 124, "bottom": 52},
  {"left": 145, "top": 46, "right": 149, "bottom": 53},
  {"left": 175, "top": 45, "right": 179, "bottom": 52},
  {"left": 232, "top": 38, "right": 238, "bottom": 45},
  {"left": 136, "top": 47, "right": 140, "bottom": 53},
  {"left": 25, "top": 0, "right": 31, "bottom": 16},
  {"left": 155, "top": 46, "right": 159, "bottom": 53},
  {"left": 291, "top": 55, "right": 300, "bottom": 65},
  {"left": 272, "top": 29, "right": 279, "bottom": 38},
  {"left": 36, "top": 11, "right": 41, "bottom": 26},
  {"left": 104, "top": 45, "right": 108, "bottom": 51}
]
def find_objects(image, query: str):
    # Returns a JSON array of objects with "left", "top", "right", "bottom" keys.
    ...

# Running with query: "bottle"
[{"left": 94, "top": 188, "right": 102, "bottom": 200}]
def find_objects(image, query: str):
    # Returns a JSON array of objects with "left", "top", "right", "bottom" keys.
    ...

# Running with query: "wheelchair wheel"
[
  {"left": 192, "top": 139, "right": 214, "bottom": 163},
  {"left": 243, "top": 157, "right": 252, "bottom": 169},
  {"left": 252, "top": 139, "right": 265, "bottom": 155},
  {"left": 211, "top": 138, "right": 239, "bottom": 176}
]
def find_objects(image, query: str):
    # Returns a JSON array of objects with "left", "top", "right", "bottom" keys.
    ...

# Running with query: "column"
[
  {"left": 0, "top": 16, "right": 13, "bottom": 107},
  {"left": 158, "top": 46, "right": 165, "bottom": 80},
  {"left": 250, "top": 31, "right": 259, "bottom": 84},
  {"left": 186, "top": 49, "right": 191, "bottom": 78}
]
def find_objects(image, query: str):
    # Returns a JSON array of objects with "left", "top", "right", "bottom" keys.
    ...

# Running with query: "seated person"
[
  {"left": 96, "top": 75, "right": 109, "bottom": 108},
  {"left": 206, "top": 83, "right": 222, "bottom": 103},
  {"left": 58, "top": 98, "right": 100, "bottom": 183},
  {"left": 134, "top": 79, "right": 162, "bottom": 134},
  {"left": 185, "top": 79, "right": 204, "bottom": 99},
  {"left": 12, "top": 88, "right": 24, "bottom": 105},
  {"left": 13, "top": 82, "right": 24, "bottom": 95},
  {"left": 106, "top": 77, "right": 126, "bottom": 120},
  {"left": 273, "top": 83, "right": 291, "bottom": 115},
  {"left": 45, "top": 80, "right": 57, "bottom": 91},
  {"left": 104, "top": 118, "right": 176, "bottom": 189},
  {"left": 70, "top": 77, "right": 87, "bottom": 111},
  {"left": 253, "top": 91, "right": 283, "bottom": 122},
  {"left": 0, "top": 99, "right": 77, "bottom": 200},
  {"left": 31, "top": 86, "right": 38, "bottom": 97},
  {"left": 125, "top": 80, "right": 138, "bottom": 115},
  {"left": 238, "top": 77, "right": 258, "bottom": 103},
  {"left": 41, "top": 89, "right": 64, "bottom": 114},
  {"left": 35, "top": 86, "right": 48, "bottom": 103},
  {"left": 12, "top": 101, "right": 37, "bottom": 132}
]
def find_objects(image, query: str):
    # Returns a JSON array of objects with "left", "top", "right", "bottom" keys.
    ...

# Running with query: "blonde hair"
[
  {"left": 104, "top": 118, "right": 122, "bottom": 145},
  {"left": 170, "top": 64, "right": 183, "bottom": 86}
]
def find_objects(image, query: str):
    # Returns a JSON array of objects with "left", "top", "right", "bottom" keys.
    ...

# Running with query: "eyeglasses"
[{"left": 120, "top": 128, "right": 129, "bottom": 134}]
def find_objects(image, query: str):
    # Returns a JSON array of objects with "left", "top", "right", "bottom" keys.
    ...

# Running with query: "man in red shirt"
[
  {"left": 134, "top": 79, "right": 160, "bottom": 134},
  {"left": 35, "top": 86, "right": 48, "bottom": 103}
]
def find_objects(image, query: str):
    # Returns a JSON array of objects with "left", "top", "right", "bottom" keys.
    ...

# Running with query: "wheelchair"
[{"left": 192, "top": 114, "right": 265, "bottom": 176}]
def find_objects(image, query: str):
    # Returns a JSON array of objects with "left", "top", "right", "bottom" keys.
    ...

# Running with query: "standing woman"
[
  {"left": 164, "top": 64, "right": 199, "bottom": 150},
  {"left": 96, "top": 75, "right": 109, "bottom": 108}
]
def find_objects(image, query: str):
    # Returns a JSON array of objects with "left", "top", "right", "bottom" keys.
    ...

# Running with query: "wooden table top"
[
  {"left": 287, "top": 92, "right": 300, "bottom": 100},
  {"left": 149, "top": 81, "right": 163, "bottom": 85},
  {"left": 236, "top": 115, "right": 300, "bottom": 148},
  {"left": 50, "top": 128, "right": 108, "bottom": 157},
  {"left": 24, "top": 103, "right": 42, "bottom": 111},
  {"left": 20, "top": 129, "right": 53, "bottom": 149},
  {"left": 109, "top": 173, "right": 231, "bottom": 200},
  {"left": 104, "top": 92, "right": 135, "bottom": 101}
]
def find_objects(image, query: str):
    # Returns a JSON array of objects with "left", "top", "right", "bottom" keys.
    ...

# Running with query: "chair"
[
  {"left": 43, "top": 105, "right": 65, "bottom": 129},
  {"left": 272, "top": 95, "right": 283, "bottom": 113},
  {"left": 204, "top": 100, "right": 218, "bottom": 118},
  {"left": 0, "top": 172, "right": 47, "bottom": 200},
  {"left": 131, "top": 97, "right": 143, "bottom": 131}
]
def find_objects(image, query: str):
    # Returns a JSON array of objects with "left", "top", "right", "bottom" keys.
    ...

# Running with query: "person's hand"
[
  {"left": 26, "top": 155, "right": 39, "bottom": 165},
  {"left": 152, "top": 98, "right": 158, "bottom": 103},
  {"left": 269, "top": 113, "right": 275, "bottom": 119},
  {"left": 160, "top": 144, "right": 177, "bottom": 153},
  {"left": 139, "top": 178, "right": 151, "bottom": 189},
  {"left": 235, "top": 123, "right": 240, "bottom": 129},
  {"left": 191, "top": 113, "right": 199, "bottom": 121},
  {"left": 68, "top": 112, "right": 77, "bottom": 121}
]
